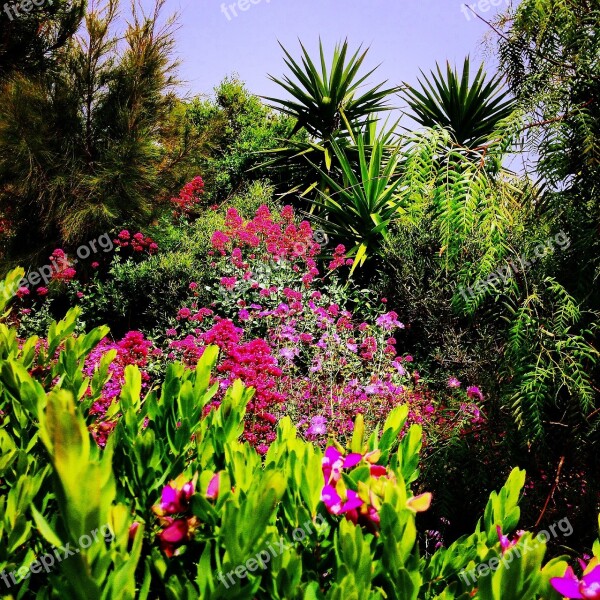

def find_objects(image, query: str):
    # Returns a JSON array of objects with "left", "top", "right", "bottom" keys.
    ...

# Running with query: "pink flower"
[
  {"left": 206, "top": 474, "right": 220, "bottom": 500},
  {"left": 321, "top": 485, "right": 364, "bottom": 515},
  {"left": 16, "top": 286, "right": 29, "bottom": 298},
  {"left": 220, "top": 276, "right": 237, "bottom": 290},
  {"left": 322, "top": 447, "right": 362, "bottom": 485},
  {"left": 128, "top": 521, "right": 140, "bottom": 541},
  {"left": 153, "top": 476, "right": 195, "bottom": 517},
  {"left": 158, "top": 518, "right": 189, "bottom": 557},
  {"left": 177, "top": 307, "right": 191, "bottom": 320},
  {"left": 189, "top": 282, "right": 198, "bottom": 290},
  {"left": 91, "top": 261, "right": 100, "bottom": 269},
  {"left": 306, "top": 416, "right": 327, "bottom": 436},
  {"left": 496, "top": 526, "right": 524, "bottom": 554},
  {"left": 551, "top": 562, "right": 600, "bottom": 599},
  {"left": 467, "top": 385, "right": 484, "bottom": 401},
  {"left": 447, "top": 377, "right": 461, "bottom": 388},
  {"left": 36, "top": 287, "right": 48, "bottom": 296}
]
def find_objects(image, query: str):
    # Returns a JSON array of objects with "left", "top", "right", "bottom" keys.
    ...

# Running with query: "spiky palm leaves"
[
  {"left": 263, "top": 40, "right": 401, "bottom": 197},
  {"left": 266, "top": 39, "right": 399, "bottom": 140},
  {"left": 309, "top": 124, "right": 404, "bottom": 273},
  {"left": 403, "top": 57, "right": 515, "bottom": 149}
]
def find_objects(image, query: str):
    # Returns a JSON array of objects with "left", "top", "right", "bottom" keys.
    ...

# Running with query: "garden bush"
[{"left": 1, "top": 283, "right": 596, "bottom": 598}]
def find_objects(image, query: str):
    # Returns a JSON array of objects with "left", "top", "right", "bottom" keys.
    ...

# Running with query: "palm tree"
[
  {"left": 402, "top": 57, "right": 515, "bottom": 149},
  {"left": 263, "top": 39, "right": 401, "bottom": 196},
  {"left": 308, "top": 122, "right": 405, "bottom": 273}
]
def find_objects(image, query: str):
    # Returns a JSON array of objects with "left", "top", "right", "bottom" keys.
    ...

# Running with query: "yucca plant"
[
  {"left": 308, "top": 123, "right": 405, "bottom": 273},
  {"left": 266, "top": 39, "right": 399, "bottom": 140},
  {"left": 403, "top": 57, "right": 515, "bottom": 149},
  {"left": 263, "top": 40, "right": 400, "bottom": 197}
]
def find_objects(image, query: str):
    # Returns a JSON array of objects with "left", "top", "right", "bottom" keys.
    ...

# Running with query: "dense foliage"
[{"left": 0, "top": 0, "right": 599, "bottom": 597}]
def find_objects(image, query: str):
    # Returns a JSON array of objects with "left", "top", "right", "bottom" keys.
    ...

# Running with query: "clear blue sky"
[{"left": 142, "top": 0, "right": 514, "bottom": 101}]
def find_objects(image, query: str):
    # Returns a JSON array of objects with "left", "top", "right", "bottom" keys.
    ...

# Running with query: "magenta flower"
[
  {"left": 306, "top": 416, "right": 327, "bottom": 436},
  {"left": 322, "top": 447, "right": 362, "bottom": 485},
  {"left": 206, "top": 474, "right": 220, "bottom": 500},
  {"left": 321, "top": 485, "right": 364, "bottom": 515},
  {"left": 467, "top": 385, "right": 484, "bottom": 401},
  {"left": 496, "top": 526, "right": 524, "bottom": 554},
  {"left": 153, "top": 476, "right": 195, "bottom": 516},
  {"left": 447, "top": 377, "right": 461, "bottom": 388},
  {"left": 158, "top": 518, "right": 189, "bottom": 557},
  {"left": 551, "top": 562, "right": 600, "bottom": 599}
]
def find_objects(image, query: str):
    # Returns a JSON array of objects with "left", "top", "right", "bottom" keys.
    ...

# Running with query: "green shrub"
[{"left": 0, "top": 268, "right": 594, "bottom": 599}]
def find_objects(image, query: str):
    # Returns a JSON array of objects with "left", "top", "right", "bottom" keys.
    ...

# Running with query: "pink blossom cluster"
[
  {"left": 113, "top": 230, "right": 158, "bottom": 254},
  {"left": 151, "top": 473, "right": 219, "bottom": 557},
  {"left": 171, "top": 176, "right": 205, "bottom": 216},
  {"left": 49, "top": 249, "right": 77, "bottom": 282},
  {"left": 83, "top": 331, "right": 156, "bottom": 446},
  {"left": 168, "top": 317, "right": 284, "bottom": 452},
  {"left": 211, "top": 204, "right": 322, "bottom": 286}
]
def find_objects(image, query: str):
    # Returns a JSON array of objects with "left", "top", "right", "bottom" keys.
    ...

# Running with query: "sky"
[{"left": 141, "top": 0, "right": 514, "bottom": 102}]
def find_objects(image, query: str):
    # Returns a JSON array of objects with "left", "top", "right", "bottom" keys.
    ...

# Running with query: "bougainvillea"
[{"left": 83, "top": 330, "right": 156, "bottom": 446}]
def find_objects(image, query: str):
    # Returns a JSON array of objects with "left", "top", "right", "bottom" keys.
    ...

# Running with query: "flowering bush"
[
  {"left": 171, "top": 175, "right": 205, "bottom": 216},
  {"left": 113, "top": 230, "right": 158, "bottom": 254},
  {"left": 159, "top": 203, "right": 486, "bottom": 451},
  {"left": 0, "top": 291, "right": 594, "bottom": 599}
]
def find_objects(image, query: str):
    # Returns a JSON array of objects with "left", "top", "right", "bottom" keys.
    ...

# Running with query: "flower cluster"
[
  {"left": 210, "top": 204, "right": 322, "bottom": 285},
  {"left": 49, "top": 249, "right": 77, "bottom": 282},
  {"left": 83, "top": 331, "right": 156, "bottom": 446},
  {"left": 168, "top": 317, "right": 284, "bottom": 452},
  {"left": 171, "top": 176, "right": 205, "bottom": 216},
  {"left": 321, "top": 447, "right": 431, "bottom": 531},
  {"left": 113, "top": 230, "right": 158, "bottom": 254},
  {"left": 151, "top": 473, "right": 219, "bottom": 557},
  {"left": 160, "top": 204, "right": 487, "bottom": 452}
]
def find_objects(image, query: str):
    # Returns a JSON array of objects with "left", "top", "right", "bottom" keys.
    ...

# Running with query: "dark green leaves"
[{"left": 403, "top": 57, "right": 515, "bottom": 148}]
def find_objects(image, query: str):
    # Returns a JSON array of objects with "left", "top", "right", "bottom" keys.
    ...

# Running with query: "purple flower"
[
  {"left": 321, "top": 485, "right": 364, "bottom": 515},
  {"left": 447, "top": 377, "right": 461, "bottom": 388},
  {"left": 306, "top": 415, "right": 327, "bottom": 436},
  {"left": 551, "top": 562, "right": 600, "bottom": 599},
  {"left": 280, "top": 347, "right": 296, "bottom": 361},
  {"left": 376, "top": 311, "right": 404, "bottom": 331},
  {"left": 466, "top": 385, "right": 484, "bottom": 401}
]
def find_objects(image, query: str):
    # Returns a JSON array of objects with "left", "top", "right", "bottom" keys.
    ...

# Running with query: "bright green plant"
[
  {"left": 0, "top": 267, "right": 589, "bottom": 598},
  {"left": 503, "top": 277, "right": 599, "bottom": 443},
  {"left": 264, "top": 39, "right": 401, "bottom": 197},
  {"left": 308, "top": 123, "right": 405, "bottom": 272},
  {"left": 266, "top": 39, "right": 399, "bottom": 141}
]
